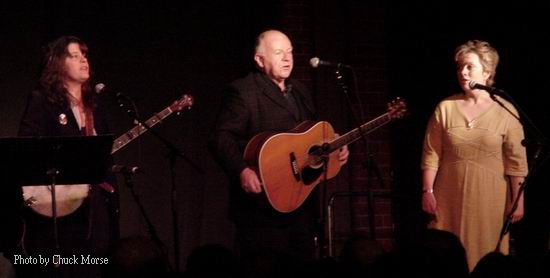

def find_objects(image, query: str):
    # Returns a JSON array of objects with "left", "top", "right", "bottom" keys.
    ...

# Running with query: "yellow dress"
[{"left": 421, "top": 94, "right": 528, "bottom": 270}]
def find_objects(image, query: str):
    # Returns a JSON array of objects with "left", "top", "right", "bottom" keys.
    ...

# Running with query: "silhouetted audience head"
[
  {"left": 339, "top": 236, "right": 386, "bottom": 277},
  {"left": 398, "top": 229, "right": 469, "bottom": 278},
  {"left": 470, "top": 251, "right": 525, "bottom": 278},
  {"left": 103, "top": 236, "right": 170, "bottom": 278},
  {"left": 529, "top": 249, "right": 550, "bottom": 278},
  {"left": 236, "top": 245, "right": 321, "bottom": 278},
  {"left": 184, "top": 244, "right": 240, "bottom": 278}
]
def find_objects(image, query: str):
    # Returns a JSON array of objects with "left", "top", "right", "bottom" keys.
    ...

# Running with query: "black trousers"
[{"left": 233, "top": 198, "right": 318, "bottom": 278}]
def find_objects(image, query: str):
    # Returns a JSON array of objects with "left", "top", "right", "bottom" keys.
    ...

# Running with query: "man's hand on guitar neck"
[
  {"left": 338, "top": 145, "right": 350, "bottom": 166},
  {"left": 335, "top": 132, "right": 349, "bottom": 166},
  {"left": 240, "top": 167, "right": 262, "bottom": 193}
]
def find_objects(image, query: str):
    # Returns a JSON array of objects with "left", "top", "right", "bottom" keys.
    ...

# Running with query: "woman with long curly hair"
[{"left": 15, "top": 35, "right": 118, "bottom": 277}]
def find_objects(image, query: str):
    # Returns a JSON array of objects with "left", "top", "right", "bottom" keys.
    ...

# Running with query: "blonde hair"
[{"left": 454, "top": 40, "right": 499, "bottom": 86}]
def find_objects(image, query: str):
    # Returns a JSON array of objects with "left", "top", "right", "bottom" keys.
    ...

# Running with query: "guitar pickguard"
[{"left": 301, "top": 166, "right": 324, "bottom": 185}]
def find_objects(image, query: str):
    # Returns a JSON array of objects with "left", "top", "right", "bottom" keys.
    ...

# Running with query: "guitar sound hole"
[
  {"left": 308, "top": 145, "right": 325, "bottom": 169},
  {"left": 302, "top": 145, "right": 325, "bottom": 185}
]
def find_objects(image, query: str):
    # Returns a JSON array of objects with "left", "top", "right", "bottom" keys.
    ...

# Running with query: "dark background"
[{"left": 2, "top": 0, "right": 549, "bottom": 269}]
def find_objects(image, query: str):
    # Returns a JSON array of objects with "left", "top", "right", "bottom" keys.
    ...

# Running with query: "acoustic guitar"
[
  {"left": 22, "top": 94, "right": 194, "bottom": 217},
  {"left": 244, "top": 97, "right": 407, "bottom": 213}
]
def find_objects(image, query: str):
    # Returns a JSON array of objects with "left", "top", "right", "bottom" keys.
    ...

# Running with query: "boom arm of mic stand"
[
  {"left": 492, "top": 90, "right": 547, "bottom": 147},
  {"left": 334, "top": 66, "right": 377, "bottom": 177},
  {"left": 117, "top": 96, "right": 204, "bottom": 174},
  {"left": 334, "top": 66, "right": 370, "bottom": 148}
]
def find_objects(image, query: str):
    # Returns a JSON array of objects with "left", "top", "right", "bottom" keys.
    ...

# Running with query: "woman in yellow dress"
[{"left": 421, "top": 40, "right": 528, "bottom": 271}]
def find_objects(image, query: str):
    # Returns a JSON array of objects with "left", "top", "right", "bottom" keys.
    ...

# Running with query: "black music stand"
[{"left": 0, "top": 135, "right": 113, "bottom": 250}]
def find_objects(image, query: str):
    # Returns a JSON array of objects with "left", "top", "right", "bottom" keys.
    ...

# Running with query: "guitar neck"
[
  {"left": 111, "top": 106, "right": 175, "bottom": 154},
  {"left": 328, "top": 113, "right": 392, "bottom": 152}
]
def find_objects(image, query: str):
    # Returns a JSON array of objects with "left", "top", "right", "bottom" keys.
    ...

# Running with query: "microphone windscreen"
[
  {"left": 309, "top": 57, "right": 320, "bottom": 68},
  {"left": 95, "top": 83, "right": 106, "bottom": 94}
]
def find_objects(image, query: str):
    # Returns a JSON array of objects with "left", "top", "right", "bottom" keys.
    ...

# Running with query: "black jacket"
[{"left": 209, "top": 71, "right": 317, "bottom": 222}]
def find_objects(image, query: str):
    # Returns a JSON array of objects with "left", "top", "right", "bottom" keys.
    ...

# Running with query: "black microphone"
[
  {"left": 111, "top": 164, "right": 142, "bottom": 174},
  {"left": 95, "top": 83, "right": 124, "bottom": 98},
  {"left": 468, "top": 81, "right": 505, "bottom": 94},
  {"left": 309, "top": 57, "right": 350, "bottom": 68}
]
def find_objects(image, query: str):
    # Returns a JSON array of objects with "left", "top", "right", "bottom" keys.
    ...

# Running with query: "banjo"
[{"left": 22, "top": 94, "right": 193, "bottom": 217}]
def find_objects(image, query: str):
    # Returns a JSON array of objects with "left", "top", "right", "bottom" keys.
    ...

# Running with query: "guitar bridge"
[{"left": 289, "top": 152, "right": 301, "bottom": 182}]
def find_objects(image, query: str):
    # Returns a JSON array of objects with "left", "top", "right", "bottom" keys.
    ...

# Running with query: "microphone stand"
[
  {"left": 315, "top": 67, "right": 354, "bottom": 258},
  {"left": 316, "top": 143, "right": 330, "bottom": 259},
  {"left": 115, "top": 94, "right": 203, "bottom": 273},
  {"left": 489, "top": 88, "right": 549, "bottom": 252},
  {"left": 332, "top": 65, "right": 382, "bottom": 242},
  {"left": 46, "top": 168, "right": 60, "bottom": 252},
  {"left": 119, "top": 171, "right": 172, "bottom": 272}
]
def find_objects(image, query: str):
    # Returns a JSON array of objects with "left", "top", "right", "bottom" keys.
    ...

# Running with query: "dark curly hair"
[{"left": 40, "top": 36, "right": 95, "bottom": 109}]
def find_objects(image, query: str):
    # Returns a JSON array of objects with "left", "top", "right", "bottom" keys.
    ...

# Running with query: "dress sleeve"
[
  {"left": 421, "top": 105, "right": 443, "bottom": 170},
  {"left": 502, "top": 112, "right": 528, "bottom": 177}
]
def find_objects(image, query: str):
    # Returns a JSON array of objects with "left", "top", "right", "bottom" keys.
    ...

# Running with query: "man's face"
[{"left": 255, "top": 32, "right": 293, "bottom": 84}]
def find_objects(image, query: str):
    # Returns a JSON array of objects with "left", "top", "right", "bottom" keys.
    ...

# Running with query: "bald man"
[{"left": 210, "top": 30, "right": 348, "bottom": 271}]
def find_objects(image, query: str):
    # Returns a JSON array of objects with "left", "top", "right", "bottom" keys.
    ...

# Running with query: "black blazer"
[
  {"left": 18, "top": 90, "right": 111, "bottom": 137},
  {"left": 209, "top": 72, "right": 318, "bottom": 219},
  {"left": 210, "top": 71, "right": 316, "bottom": 178}
]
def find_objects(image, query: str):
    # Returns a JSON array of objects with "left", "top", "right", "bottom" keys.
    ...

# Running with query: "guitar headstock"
[
  {"left": 387, "top": 97, "right": 407, "bottom": 119},
  {"left": 170, "top": 94, "right": 194, "bottom": 112}
]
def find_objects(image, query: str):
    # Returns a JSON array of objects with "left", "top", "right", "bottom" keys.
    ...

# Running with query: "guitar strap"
[
  {"left": 83, "top": 108, "right": 95, "bottom": 137},
  {"left": 82, "top": 107, "right": 115, "bottom": 194}
]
